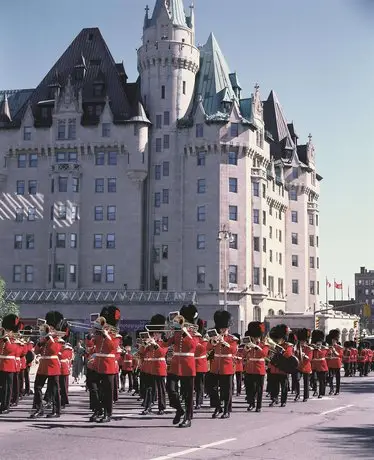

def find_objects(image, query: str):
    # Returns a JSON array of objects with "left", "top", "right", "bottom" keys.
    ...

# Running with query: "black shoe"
[
  {"left": 212, "top": 407, "right": 223, "bottom": 419},
  {"left": 30, "top": 410, "right": 44, "bottom": 419},
  {"left": 141, "top": 409, "right": 151, "bottom": 415},
  {"left": 329, "top": 389, "right": 334, "bottom": 395},
  {"left": 247, "top": 404, "right": 254, "bottom": 412},
  {"left": 294, "top": 394, "right": 300, "bottom": 402},
  {"left": 269, "top": 399, "right": 278, "bottom": 407},
  {"left": 157, "top": 410, "right": 165, "bottom": 415},
  {"left": 318, "top": 395, "right": 323, "bottom": 399},
  {"left": 195, "top": 405, "right": 201, "bottom": 410},
  {"left": 221, "top": 412, "right": 230, "bottom": 419},
  {"left": 0, "top": 409, "right": 10, "bottom": 415},
  {"left": 303, "top": 398, "right": 308, "bottom": 402},
  {"left": 179, "top": 418, "right": 191, "bottom": 428},
  {"left": 255, "top": 408, "right": 261, "bottom": 412},
  {"left": 99, "top": 416, "right": 111, "bottom": 423},
  {"left": 173, "top": 410, "right": 184, "bottom": 425},
  {"left": 334, "top": 392, "right": 339, "bottom": 396},
  {"left": 312, "top": 391, "right": 318, "bottom": 397},
  {"left": 61, "top": 405, "right": 66, "bottom": 410},
  {"left": 89, "top": 413, "right": 100, "bottom": 422},
  {"left": 47, "top": 413, "right": 60, "bottom": 418},
  {"left": 280, "top": 403, "right": 286, "bottom": 407}
]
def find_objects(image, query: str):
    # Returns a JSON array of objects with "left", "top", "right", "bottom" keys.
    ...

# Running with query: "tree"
[{"left": 0, "top": 277, "right": 19, "bottom": 319}]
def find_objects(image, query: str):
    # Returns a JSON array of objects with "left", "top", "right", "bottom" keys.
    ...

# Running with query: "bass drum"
[{"left": 270, "top": 354, "right": 299, "bottom": 374}]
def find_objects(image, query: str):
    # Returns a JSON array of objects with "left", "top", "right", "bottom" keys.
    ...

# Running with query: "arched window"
[
  {"left": 268, "top": 309, "right": 275, "bottom": 316},
  {"left": 253, "top": 306, "right": 261, "bottom": 321},
  {"left": 349, "top": 329, "right": 355, "bottom": 341},
  {"left": 278, "top": 310, "right": 285, "bottom": 316},
  {"left": 341, "top": 328, "right": 348, "bottom": 343}
]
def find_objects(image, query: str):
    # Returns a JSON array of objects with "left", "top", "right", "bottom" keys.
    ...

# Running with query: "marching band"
[{"left": 0, "top": 305, "right": 371, "bottom": 427}]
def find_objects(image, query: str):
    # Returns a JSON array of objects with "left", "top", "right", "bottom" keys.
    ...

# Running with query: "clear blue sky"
[{"left": 1, "top": 0, "right": 373, "bottom": 299}]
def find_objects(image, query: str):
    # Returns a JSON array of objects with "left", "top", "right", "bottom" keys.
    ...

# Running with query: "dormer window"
[
  {"left": 57, "top": 120, "right": 66, "bottom": 140},
  {"left": 96, "top": 105, "right": 102, "bottom": 117},
  {"left": 93, "top": 83, "right": 104, "bottom": 97},
  {"left": 41, "top": 107, "right": 49, "bottom": 119},
  {"left": 68, "top": 119, "right": 76, "bottom": 140},
  {"left": 230, "top": 123, "right": 239, "bottom": 138}
]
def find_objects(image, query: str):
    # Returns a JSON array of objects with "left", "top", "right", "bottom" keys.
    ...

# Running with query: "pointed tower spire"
[
  {"left": 148, "top": 0, "right": 188, "bottom": 28},
  {"left": 144, "top": 4, "right": 150, "bottom": 28},
  {"left": 189, "top": 2, "right": 195, "bottom": 29},
  {"left": 0, "top": 93, "right": 12, "bottom": 123}
]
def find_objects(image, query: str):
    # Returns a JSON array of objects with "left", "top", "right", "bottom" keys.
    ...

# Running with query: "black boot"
[
  {"left": 179, "top": 417, "right": 191, "bottom": 428},
  {"left": 173, "top": 410, "right": 184, "bottom": 425},
  {"left": 212, "top": 407, "right": 223, "bottom": 419}
]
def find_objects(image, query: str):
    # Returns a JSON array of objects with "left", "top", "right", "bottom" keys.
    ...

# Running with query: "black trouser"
[
  {"left": 235, "top": 372, "right": 243, "bottom": 396},
  {"left": 24, "top": 367, "right": 31, "bottom": 395},
  {"left": 97, "top": 373, "right": 115, "bottom": 417},
  {"left": 144, "top": 374, "right": 166, "bottom": 411},
  {"left": 86, "top": 368, "right": 100, "bottom": 412},
  {"left": 328, "top": 368, "right": 340, "bottom": 393},
  {"left": 120, "top": 370, "right": 133, "bottom": 391},
  {"left": 343, "top": 363, "right": 350, "bottom": 377},
  {"left": 167, "top": 374, "right": 194, "bottom": 421},
  {"left": 33, "top": 375, "right": 61, "bottom": 414},
  {"left": 132, "top": 370, "right": 139, "bottom": 393},
  {"left": 0, "top": 371, "right": 14, "bottom": 411},
  {"left": 358, "top": 362, "right": 365, "bottom": 377},
  {"left": 291, "top": 373, "right": 298, "bottom": 393},
  {"left": 195, "top": 372, "right": 205, "bottom": 406},
  {"left": 313, "top": 371, "right": 326, "bottom": 396},
  {"left": 139, "top": 372, "right": 146, "bottom": 399},
  {"left": 113, "top": 374, "right": 119, "bottom": 402},
  {"left": 205, "top": 371, "right": 213, "bottom": 397},
  {"left": 19, "top": 369, "right": 25, "bottom": 397},
  {"left": 59, "top": 375, "right": 69, "bottom": 406},
  {"left": 244, "top": 374, "right": 264, "bottom": 410},
  {"left": 270, "top": 374, "right": 288, "bottom": 405},
  {"left": 365, "top": 362, "right": 370, "bottom": 376},
  {"left": 210, "top": 374, "right": 233, "bottom": 414},
  {"left": 294, "top": 372, "right": 310, "bottom": 400},
  {"left": 11, "top": 372, "right": 20, "bottom": 405}
]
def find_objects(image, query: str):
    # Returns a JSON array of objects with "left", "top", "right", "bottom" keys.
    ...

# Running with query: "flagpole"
[
  {"left": 341, "top": 281, "right": 343, "bottom": 301},
  {"left": 325, "top": 276, "right": 328, "bottom": 305},
  {"left": 334, "top": 278, "right": 336, "bottom": 301}
]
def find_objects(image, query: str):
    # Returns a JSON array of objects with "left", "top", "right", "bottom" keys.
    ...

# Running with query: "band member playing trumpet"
[
  {"left": 295, "top": 328, "right": 313, "bottom": 402},
  {"left": 310, "top": 330, "right": 328, "bottom": 398},
  {"left": 0, "top": 314, "right": 20, "bottom": 414},
  {"left": 326, "top": 329, "right": 343, "bottom": 395},
  {"left": 31, "top": 310, "right": 64, "bottom": 418},
  {"left": 166, "top": 304, "right": 199, "bottom": 428},
  {"left": 208, "top": 310, "right": 238, "bottom": 419},
  {"left": 194, "top": 319, "right": 208, "bottom": 409},
  {"left": 243, "top": 321, "right": 268, "bottom": 412}
]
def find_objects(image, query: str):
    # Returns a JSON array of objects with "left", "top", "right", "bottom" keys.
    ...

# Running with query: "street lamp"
[{"left": 217, "top": 227, "right": 233, "bottom": 312}]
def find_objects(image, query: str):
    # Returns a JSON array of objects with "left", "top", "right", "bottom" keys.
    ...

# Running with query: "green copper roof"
[
  {"left": 148, "top": 0, "right": 188, "bottom": 28},
  {"left": 195, "top": 33, "right": 237, "bottom": 116}
]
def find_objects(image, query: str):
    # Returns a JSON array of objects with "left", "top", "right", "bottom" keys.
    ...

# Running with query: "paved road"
[{"left": 1, "top": 375, "right": 374, "bottom": 460}]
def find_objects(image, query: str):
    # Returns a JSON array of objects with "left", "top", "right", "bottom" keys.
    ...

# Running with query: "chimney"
[{"left": 360, "top": 266, "right": 366, "bottom": 274}]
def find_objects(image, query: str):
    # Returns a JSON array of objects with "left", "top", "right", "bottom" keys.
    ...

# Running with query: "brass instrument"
[
  {"left": 207, "top": 329, "right": 230, "bottom": 347},
  {"left": 264, "top": 336, "right": 287, "bottom": 358},
  {"left": 39, "top": 324, "right": 66, "bottom": 339},
  {"left": 92, "top": 316, "right": 119, "bottom": 335},
  {"left": 67, "top": 321, "right": 93, "bottom": 331}
]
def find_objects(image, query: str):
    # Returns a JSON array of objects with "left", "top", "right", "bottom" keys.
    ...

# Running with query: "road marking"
[
  {"left": 318, "top": 405, "right": 353, "bottom": 416},
  {"left": 149, "top": 438, "right": 236, "bottom": 460}
]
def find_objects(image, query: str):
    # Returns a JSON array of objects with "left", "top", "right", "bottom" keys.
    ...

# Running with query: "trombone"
[{"left": 207, "top": 329, "right": 230, "bottom": 348}]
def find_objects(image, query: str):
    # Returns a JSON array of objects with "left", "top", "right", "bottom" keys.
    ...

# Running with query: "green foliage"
[{"left": 0, "top": 278, "right": 19, "bottom": 319}]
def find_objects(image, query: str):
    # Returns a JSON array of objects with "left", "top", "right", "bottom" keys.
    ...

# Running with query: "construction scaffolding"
[{"left": 5, "top": 289, "right": 197, "bottom": 305}]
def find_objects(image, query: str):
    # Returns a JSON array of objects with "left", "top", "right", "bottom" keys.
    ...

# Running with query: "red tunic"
[
  {"left": 244, "top": 343, "right": 269, "bottom": 376},
  {"left": 194, "top": 338, "right": 208, "bottom": 373},
  {"left": 235, "top": 346, "right": 245, "bottom": 373},
  {"left": 26, "top": 342, "right": 35, "bottom": 368},
  {"left": 59, "top": 343, "right": 73, "bottom": 376},
  {"left": 298, "top": 344, "right": 313, "bottom": 374},
  {"left": 207, "top": 335, "right": 238, "bottom": 375},
  {"left": 351, "top": 348, "right": 358, "bottom": 363},
  {"left": 167, "top": 330, "right": 199, "bottom": 377},
  {"left": 342, "top": 347, "right": 351, "bottom": 364},
  {"left": 14, "top": 341, "right": 23, "bottom": 373},
  {"left": 311, "top": 347, "right": 328, "bottom": 372},
  {"left": 268, "top": 343, "right": 294, "bottom": 375},
  {"left": 93, "top": 333, "right": 117, "bottom": 375},
  {"left": 145, "top": 341, "right": 168, "bottom": 377},
  {"left": 35, "top": 337, "right": 61, "bottom": 376},
  {"left": 0, "top": 337, "right": 18, "bottom": 373},
  {"left": 120, "top": 351, "right": 133, "bottom": 372}
]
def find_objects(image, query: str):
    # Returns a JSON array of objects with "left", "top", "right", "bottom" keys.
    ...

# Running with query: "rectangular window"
[
  {"left": 156, "top": 115, "right": 162, "bottom": 129},
  {"left": 16, "top": 180, "right": 25, "bottom": 195},
  {"left": 163, "top": 161, "right": 169, "bottom": 176},
  {"left": 292, "top": 279, "right": 299, "bottom": 294},
  {"left": 292, "top": 232, "right": 298, "bottom": 244},
  {"left": 253, "top": 267, "right": 260, "bottom": 285},
  {"left": 310, "top": 256, "right": 315, "bottom": 269},
  {"left": 56, "top": 152, "right": 66, "bottom": 163},
  {"left": 163, "top": 134, "right": 170, "bottom": 149},
  {"left": 155, "top": 165, "right": 161, "bottom": 180},
  {"left": 13, "top": 265, "right": 22, "bottom": 282},
  {"left": 229, "top": 265, "right": 238, "bottom": 284},
  {"left": 162, "top": 189, "right": 169, "bottom": 204},
  {"left": 24, "top": 126, "right": 32, "bottom": 141},
  {"left": 279, "top": 253, "right": 282, "bottom": 265},
  {"left": 164, "top": 111, "right": 170, "bottom": 125},
  {"left": 28, "top": 207, "right": 36, "bottom": 221},
  {"left": 316, "top": 215, "right": 319, "bottom": 226},
  {"left": 161, "top": 85, "right": 165, "bottom": 99},
  {"left": 278, "top": 278, "right": 284, "bottom": 295},
  {"left": 291, "top": 211, "right": 298, "bottom": 223},
  {"left": 197, "top": 234, "right": 206, "bottom": 249},
  {"left": 93, "top": 265, "right": 102, "bottom": 283},
  {"left": 56, "top": 233, "right": 66, "bottom": 248},
  {"left": 57, "top": 204, "right": 66, "bottom": 220},
  {"left": 95, "top": 178, "right": 104, "bottom": 193},
  {"left": 317, "top": 281, "right": 320, "bottom": 295},
  {"left": 228, "top": 151, "right": 238, "bottom": 165},
  {"left": 72, "top": 177, "right": 79, "bottom": 193},
  {"left": 253, "top": 237, "right": 259, "bottom": 251},
  {"left": 70, "top": 233, "right": 77, "bottom": 248},
  {"left": 68, "top": 119, "right": 76, "bottom": 139},
  {"left": 292, "top": 255, "right": 298, "bottom": 267},
  {"left": 263, "top": 268, "right": 267, "bottom": 286},
  {"left": 94, "top": 234, "right": 103, "bottom": 249},
  {"left": 197, "top": 179, "right": 206, "bottom": 194},
  {"left": 18, "top": 154, "right": 27, "bottom": 168},
  {"left": 229, "top": 177, "right": 237, "bottom": 193},
  {"left": 162, "top": 245, "right": 168, "bottom": 259},
  {"left": 253, "top": 182, "right": 259, "bottom": 197},
  {"left": 106, "top": 265, "right": 115, "bottom": 283},
  {"left": 263, "top": 237, "right": 267, "bottom": 253},
  {"left": 253, "top": 209, "right": 259, "bottom": 224},
  {"left": 196, "top": 124, "right": 204, "bottom": 138},
  {"left": 317, "top": 257, "right": 319, "bottom": 269},
  {"left": 68, "top": 152, "right": 77, "bottom": 162},
  {"left": 25, "top": 265, "right": 33, "bottom": 283},
  {"left": 316, "top": 236, "right": 319, "bottom": 247},
  {"left": 269, "top": 226, "right": 273, "bottom": 238},
  {"left": 292, "top": 167, "right": 299, "bottom": 179},
  {"left": 14, "top": 234, "right": 23, "bottom": 249},
  {"left": 182, "top": 81, "right": 186, "bottom": 95},
  {"left": 154, "top": 220, "right": 161, "bottom": 235},
  {"left": 107, "top": 205, "right": 116, "bottom": 221},
  {"left": 310, "top": 280, "right": 315, "bottom": 295},
  {"left": 95, "top": 152, "right": 105, "bottom": 165},
  {"left": 156, "top": 138, "right": 162, "bottom": 152},
  {"left": 58, "top": 176, "right": 68, "bottom": 192},
  {"left": 229, "top": 233, "right": 238, "bottom": 249},
  {"left": 229, "top": 205, "right": 238, "bottom": 221},
  {"left": 309, "top": 235, "right": 315, "bottom": 247},
  {"left": 70, "top": 205, "right": 78, "bottom": 221},
  {"left": 197, "top": 205, "right": 206, "bottom": 222},
  {"left": 107, "top": 178, "right": 116, "bottom": 193},
  {"left": 153, "top": 247, "right": 160, "bottom": 263},
  {"left": 108, "top": 152, "right": 117, "bottom": 165},
  {"left": 57, "top": 120, "right": 66, "bottom": 140},
  {"left": 55, "top": 264, "right": 65, "bottom": 282},
  {"left": 162, "top": 216, "right": 168, "bottom": 232},
  {"left": 197, "top": 151, "right": 206, "bottom": 166},
  {"left": 29, "top": 153, "right": 38, "bottom": 167},
  {"left": 94, "top": 206, "right": 104, "bottom": 221},
  {"left": 154, "top": 192, "right": 161, "bottom": 207},
  {"left": 106, "top": 233, "right": 115, "bottom": 249},
  {"left": 279, "top": 230, "right": 282, "bottom": 242},
  {"left": 289, "top": 189, "right": 298, "bottom": 201},
  {"left": 69, "top": 264, "right": 77, "bottom": 283},
  {"left": 268, "top": 276, "right": 274, "bottom": 293},
  {"left": 309, "top": 213, "right": 314, "bottom": 225},
  {"left": 263, "top": 211, "right": 266, "bottom": 226},
  {"left": 197, "top": 265, "right": 206, "bottom": 284},
  {"left": 269, "top": 249, "right": 273, "bottom": 262},
  {"left": 161, "top": 275, "right": 168, "bottom": 290},
  {"left": 102, "top": 123, "right": 111, "bottom": 138},
  {"left": 230, "top": 123, "right": 239, "bottom": 137}
]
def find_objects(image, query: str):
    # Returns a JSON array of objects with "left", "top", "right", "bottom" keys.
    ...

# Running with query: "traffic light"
[{"left": 315, "top": 316, "right": 320, "bottom": 330}]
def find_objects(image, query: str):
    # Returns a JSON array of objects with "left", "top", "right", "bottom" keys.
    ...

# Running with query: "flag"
[
  {"left": 334, "top": 281, "right": 343, "bottom": 289},
  {"left": 326, "top": 279, "right": 331, "bottom": 288}
]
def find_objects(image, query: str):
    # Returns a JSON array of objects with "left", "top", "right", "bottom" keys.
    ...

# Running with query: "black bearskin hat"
[
  {"left": 343, "top": 341, "right": 351, "bottom": 348},
  {"left": 247, "top": 321, "right": 265, "bottom": 338},
  {"left": 350, "top": 340, "right": 357, "bottom": 349},
  {"left": 233, "top": 333, "right": 241, "bottom": 341},
  {"left": 311, "top": 329, "right": 325, "bottom": 344},
  {"left": 288, "top": 331, "right": 297, "bottom": 344},
  {"left": 23, "top": 325, "right": 33, "bottom": 337},
  {"left": 148, "top": 314, "right": 166, "bottom": 332},
  {"left": 214, "top": 310, "right": 232, "bottom": 330},
  {"left": 197, "top": 318, "right": 205, "bottom": 335},
  {"left": 100, "top": 305, "right": 121, "bottom": 327},
  {"left": 123, "top": 336, "right": 133, "bottom": 347},
  {"left": 180, "top": 304, "right": 199, "bottom": 324},
  {"left": 59, "top": 319, "right": 70, "bottom": 340},
  {"left": 296, "top": 328, "right": 310, "bottom": 342},
  {"left": 2, "top": 314, "right": 20, "bottom": 332},
  {"left": 326, "top": 334, "right": 332, "bottom": 346},
  {"left": 45, "top": 311, "right": 64, "bottom": 329},
  {"left": 270, "top": 324, "right": 289, "bottom": 341},
  {"left": 329, "top": 329, "right": 340, "bottom": 341}
]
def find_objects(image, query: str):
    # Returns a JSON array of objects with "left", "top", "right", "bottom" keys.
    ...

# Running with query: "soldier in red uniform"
[
  {"left": 23, "top": 326, "right": 35, "bottom": 396},
  {"left": 59, "top": 323, "right": 73, "bottom": 409},
  {"left": 0, "top": 314, "right": 20, "bottom": 414},
  {"left": 207, "top": 310, "right": 238, "bottom": 419},
  {"left": 85, "top": 333, "right": 97, "bottom": 413},
  {"left": 243, "top": 321, "right": 268, "bottom": 412},
  {"left": 342, "top": 341, "right": 352, "bottom": 376},
  {"left": 364, "top": 342, "right": 372, "bottom": 376},
  {"left": 351, "top": 341, "right": 358, "bottom": 376},
  {"left": 233, "top": 333, "right": 244, "bottom": 396},
  {"left": 31, "top": 310, "right": 64, "bottom": 418},
  {"left": 295, "top": 328, "right": 313, "bottom": 402},
  {"left": 268, "top": 324, "right": 293, "bottom": 407},
  {"left": 194, "top": 318, "right": 208, "bottom": 409},
  {"left": 120, "top": 335, "right": 133, "bottom": 393},
  {"left": 311, "top": 329, "right": 328, "bottom": 398},
  {"left": 166, "top": 304, "right": 199, "bottom": 428},
  {"left": 326, "top": 329, "right": 343, "bottom": 395}
]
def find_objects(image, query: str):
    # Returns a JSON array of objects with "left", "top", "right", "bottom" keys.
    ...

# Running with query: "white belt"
[
  {"left": 39, "top": 356, "right": 59, "bottom": 360},
  {"left": 0, "top": 355, "right": 16, "bottom": 360},
  {"left": 236, "top": 357, "right": 243, "bottom": 360},
  {"left": 214, "top": 354, "right": 233, "bottom": 358},
  {"left": 16, "top": 357, "right": 21, "bottom": 361},
  {"left": 195, "top": 355, "right": 207, "bottom": 359},
  {"left": 122, "top": 360, "right": 133, "bottom": 363},
  {"left": 144, "top": 358, "right": 165, "bottom": 362},
  {"left": 312, "top": 358, "right": 326, "bottom": 361},
  {"left": 95, "top": 353, "right": 115, "bottom": 358},
  {"left": 60, "top": 359, "right": 70, "bottom": 363},
  {"left": 174, "top": 353, "right": 194, "bottom": 357},
  {"left": 248, "top": 358, "right": 265, "bottom": 362}
]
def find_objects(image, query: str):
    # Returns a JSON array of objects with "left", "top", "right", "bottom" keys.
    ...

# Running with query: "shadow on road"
[
  {"left": 341, "top": 379, "right": 374, "bottom": 394},
  {"left": 318, "top": 425, "right": 374, "bottom": 457}
]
